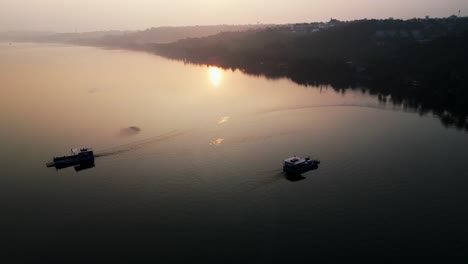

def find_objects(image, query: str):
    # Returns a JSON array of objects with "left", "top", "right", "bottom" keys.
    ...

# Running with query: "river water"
[{"left": 1, "top": 43, "right": 467, "bottom": 262}]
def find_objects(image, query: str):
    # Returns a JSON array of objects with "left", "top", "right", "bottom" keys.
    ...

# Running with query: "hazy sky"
[{"left": 1, "top": 0, "right": 467, "bottom": 32}]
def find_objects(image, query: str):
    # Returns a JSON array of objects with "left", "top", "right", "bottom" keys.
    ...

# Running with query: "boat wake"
[
  {"left": 253, "top": 102, "right": 395, "bottom": 116},
  {"left": 228, "top": 129, "right": 300, "bottom": 143},
  {"left": 95, "top": 129, "right": 191, "bottom": 158},
  {"left": 246, "top": 170, "right": 285, "bottom": 191}
]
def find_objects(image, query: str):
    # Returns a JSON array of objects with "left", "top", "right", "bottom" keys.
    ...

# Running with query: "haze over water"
[
  {"left": 1, "top": 0, "right": 468, "bottom": 31},
  {"left": 1, "top": 43, "right": 468, "bottom": 261}
]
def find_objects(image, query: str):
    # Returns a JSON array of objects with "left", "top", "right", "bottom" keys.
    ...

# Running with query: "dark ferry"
[
  {"left": 46, "top": 148, "right": 95, "bottom": 170},
  {"left": 283, "top": 156, "right": 320, "bottom": 175}
]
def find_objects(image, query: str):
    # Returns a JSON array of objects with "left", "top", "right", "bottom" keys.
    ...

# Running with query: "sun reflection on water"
[
  {"left": 218, "top": 116, "right": 230, "bottom": 125},
  {"left": 209, "top": 138, "right": 224, "bottom": 146},
  {"left": 209, "top": 66, "right": 222, "bottom": 87}
]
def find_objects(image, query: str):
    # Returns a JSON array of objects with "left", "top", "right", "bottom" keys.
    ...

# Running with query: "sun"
[{"left": 209, "top": 66, "right": 222, "bottom": 87}]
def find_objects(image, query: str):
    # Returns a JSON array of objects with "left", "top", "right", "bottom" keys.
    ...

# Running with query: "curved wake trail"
[
  {"left": 246, "top": 170, "right": 285, "bottom": 192},
  {"left": 253, "top": 103, "right": 395, "bottom": 116},
  {"left": 95, "top": 129, "right": 191, "bottom": 158}
]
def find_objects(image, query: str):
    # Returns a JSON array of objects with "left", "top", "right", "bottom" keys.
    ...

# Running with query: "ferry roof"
[
  {"left": 284, "top": 156, "right": 306, "bottom": 164},
  {"left": 71, "top": 148, "right": 93, "bottom": 154}
]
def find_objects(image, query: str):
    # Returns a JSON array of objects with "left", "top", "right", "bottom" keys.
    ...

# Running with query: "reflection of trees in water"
[
  {"left": 151, "top": 19, "right": 468, "bottom": 131},
  {"left": 173, "top": 57, "right": 467, "bottom": 131},
  {"left": 256, "top": 64, "right": 467, "bottom": 131}
]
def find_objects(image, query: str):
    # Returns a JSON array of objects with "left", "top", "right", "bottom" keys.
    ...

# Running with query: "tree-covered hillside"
[{"left": 151, "top": 17, "right": 468, "bottom": 130}]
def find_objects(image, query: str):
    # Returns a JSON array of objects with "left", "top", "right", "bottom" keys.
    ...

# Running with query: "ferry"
[
  {"left": 46, "top": 148, "right": 95, "bottom": 169},
  {"left": 283, "top": 156, "right": 320, "bottom": 174}
]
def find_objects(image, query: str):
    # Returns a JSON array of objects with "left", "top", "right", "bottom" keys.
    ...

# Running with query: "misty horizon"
[
  {"left": 1, "top": 0, "right": 467, "bottom": 32},
  {"left": 2, "top": 15, "right": 468, "bottom": 34}
]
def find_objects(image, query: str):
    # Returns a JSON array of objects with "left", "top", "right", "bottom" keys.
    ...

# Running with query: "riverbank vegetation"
[{"left": 151, "top": 17, "right": 468, "bottom": 130}]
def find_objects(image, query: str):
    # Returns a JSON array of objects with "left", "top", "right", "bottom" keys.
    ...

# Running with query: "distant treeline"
[
  {"left": 150, "top": 17, "right": 468, "bottom": 131},
  {"left": 0, "top": 25, "right": 270, "bottom": 46},
  {"left": 2, "top": 18, "right": 467, "bottom": 130}
]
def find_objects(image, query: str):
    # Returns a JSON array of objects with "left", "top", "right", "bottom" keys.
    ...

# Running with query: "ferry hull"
[
  {"left": 46, "top": 150, "right": 95, "bottom": 170},
  {"left": 283, "top": 163, "right": 319, "bottom": 175}
]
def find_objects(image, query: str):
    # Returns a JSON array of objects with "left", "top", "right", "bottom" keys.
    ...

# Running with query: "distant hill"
[
  {"left": 0, "top": 24, "right": 271, "bottom": 47},
  {"left": 0, "top": 30, "right": 133, "bottom": 43},
  {"left": 150, "top": 17, "right": 468, "bottom": 130},
  {"left": 2, "top": 18, "right": 467, "bottom": 130},
  {"left": 0, "top": 31, "right": 55, "bottom": 42},
  {"left": 95, "top": 25, "right": 272, "bottom": 46}
]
